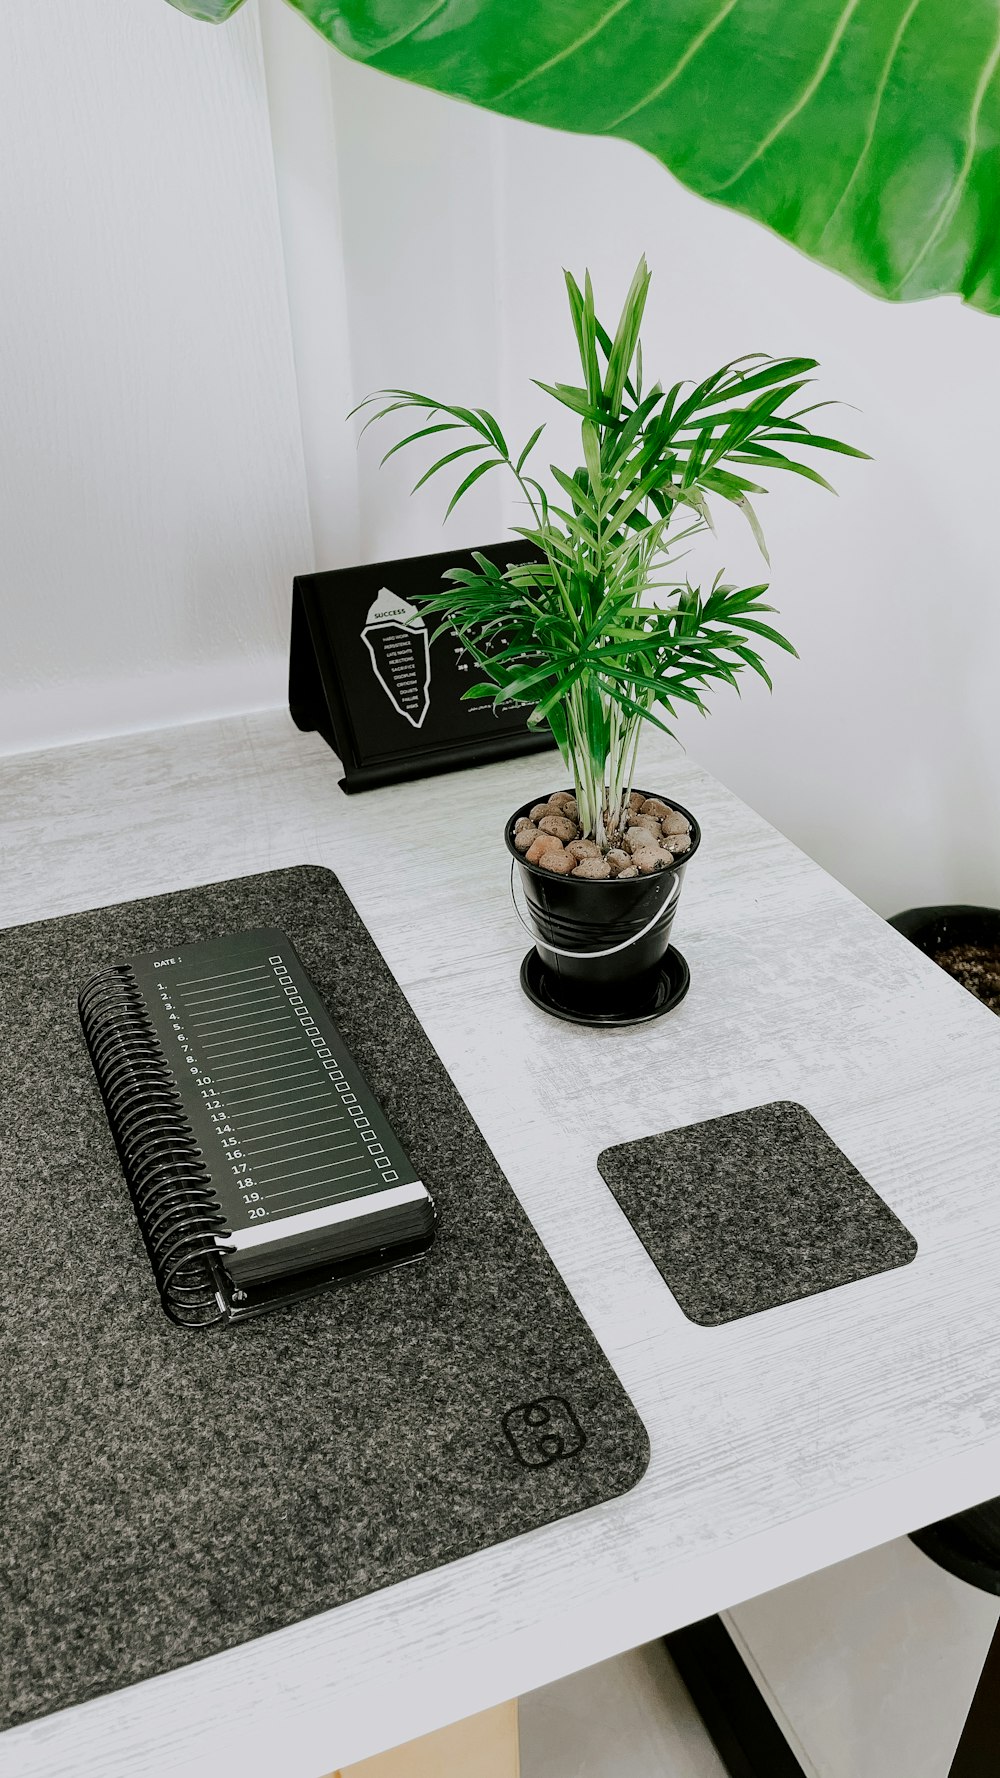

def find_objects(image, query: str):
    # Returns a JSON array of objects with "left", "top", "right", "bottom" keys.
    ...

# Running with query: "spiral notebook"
[{"left": 79, "top": 927, "right": 436, "bottom": 1326}]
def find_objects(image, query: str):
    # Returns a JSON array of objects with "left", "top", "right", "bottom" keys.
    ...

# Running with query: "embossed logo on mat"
[{"left": 503, "top": 1397, "right": 586, "bottom": 1468}]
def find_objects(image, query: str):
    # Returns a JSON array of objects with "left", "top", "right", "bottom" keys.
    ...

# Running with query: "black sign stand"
[{"left": 289, "top": 540, "right": 557, "bottom": 794}]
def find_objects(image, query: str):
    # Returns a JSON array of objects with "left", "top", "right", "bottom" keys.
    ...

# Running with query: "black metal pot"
[
  {"left": 889, "top": 903, "right": 1000, "bottom": 1023},
  {"left": 888, "top": 904, "right": 1000, "bottom": 957},
  {"left": 505, "top": 789, "right": 701, "bottom": 1021}
]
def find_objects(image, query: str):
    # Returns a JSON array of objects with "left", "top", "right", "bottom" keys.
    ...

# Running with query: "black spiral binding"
[{"left": 79, "top": 965, "right": 233, "bottom": 1329}]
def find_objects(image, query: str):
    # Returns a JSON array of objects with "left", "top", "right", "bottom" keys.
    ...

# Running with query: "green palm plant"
[{"left": 354, "top": 258, "right": 866, "bottom": 848}]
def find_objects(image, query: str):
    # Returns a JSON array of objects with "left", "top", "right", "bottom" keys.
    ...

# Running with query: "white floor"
[
  {"left": 727, "top": 1535, "right": 999, "bottom": 1778},
  {"left": 519, "top": 1640, "right": 727, "bottom": 1778},
  {"left": 519, "top": 1538, "right": 1000, "bottom": 1778}
]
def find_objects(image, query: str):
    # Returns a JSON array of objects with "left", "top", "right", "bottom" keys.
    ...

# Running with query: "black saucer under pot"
[{"left": 506, "top": 791, "right": 701, "bottom": 1025}]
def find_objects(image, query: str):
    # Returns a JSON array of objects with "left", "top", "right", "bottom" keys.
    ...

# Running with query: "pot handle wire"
[{"left": 509, "top": 860, "right": 680, "bottom": 961}]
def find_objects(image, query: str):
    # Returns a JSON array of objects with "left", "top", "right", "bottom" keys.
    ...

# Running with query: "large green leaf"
[
  {"left": 166, "top": 0, "right": 246, "bottom": 18},
  {"left": 168, "top": 0, "right": 1000, "bottom": 314}
]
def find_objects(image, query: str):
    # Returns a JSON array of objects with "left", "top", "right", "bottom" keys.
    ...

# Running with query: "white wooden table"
[{"left": 3, "top": 710, "right": 1000, "bottom": 1778}]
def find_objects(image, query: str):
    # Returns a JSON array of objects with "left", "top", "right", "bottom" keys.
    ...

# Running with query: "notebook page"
[{"left": 129, "top": 928, "right": 423, "bottom": 1243}]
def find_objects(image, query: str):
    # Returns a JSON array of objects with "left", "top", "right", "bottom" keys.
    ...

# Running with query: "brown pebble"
[
  {"left": 529, "top": 802, "right": 555, "bottom": 823},
  {"left": 514, "top": 816, "right": 532, "bottom": 834},
  {"left": 628, "top": 789, "right": 645, "bottom": 808},
  {"left": 639, "top": 797, "right": 671, "bottom": 817},
  {"left": 634, "top": 847, "right": 668, "bottom": 874},
  {"left": 513, "top": 825, "right": 538, "bottom": 853},
  {"left": 566, "top": 838, "right": 601, "bottom": 862},
  {"left": 661, "top": 809, "right": 691, "bottom": 835},
  {"left": 664, "top": 828, "right": 690, "bottom": 853},
  {"left": 606, "top": 848, "right": 630, "bottom": 875},
  {"left": 624, "top": 827, "right": 656, "bottom": 855},
  {"left": 617, "top": 864, "right": 639, "bottom": 879},
  {"left": 548, "top": 791, "right": 577, "bottom": 811},
  {"left": 525, "top": 834, "right": 564, "bottom": 863},
  {"left": 572, "top": 857, "right": 612, "bottom": 879},
  {"left": 538, "top": 813, "right": 578, "bottom": 842},
  {"left": 632, "top": 814, "right": 663, "bottom": 835},
  {"left": 538, "top": 847, "right": 574, "bottom": 874}
]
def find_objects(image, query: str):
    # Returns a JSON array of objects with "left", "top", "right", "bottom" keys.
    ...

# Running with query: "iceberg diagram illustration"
[{"left": 361, "top": 587, "right": 432, "bottom": 730}]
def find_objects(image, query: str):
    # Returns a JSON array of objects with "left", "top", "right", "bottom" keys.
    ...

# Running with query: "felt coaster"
[
  {"left": 597, "top": 1101, "right": 917, "bottom": 1327},
  {"left": 0, "top": 867, "right": 648, "bottom": 1731}
]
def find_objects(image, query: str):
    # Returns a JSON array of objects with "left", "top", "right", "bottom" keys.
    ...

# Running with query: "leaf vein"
[
  {"left": 604, "top": 0, "right": 743, "bottom": 130},
  {"left": 714, "top": 0, "right": 864, "bottom": 193},
  {"left": 373, "top": 0, "right": 450, "bottom": 54},
  {"left": 893, "top": 9, "right": 1000, "bottom": 292},
  {"left": 816, "top": 0, "right": 924, "bottom": 244},
  {"left": 493, "top": 0, "right": 640, "bottom": 101}
]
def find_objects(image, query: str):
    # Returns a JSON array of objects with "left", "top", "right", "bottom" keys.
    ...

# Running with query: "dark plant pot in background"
[
  {"left": 505, "top": 790, "right": 701, "bottom": 1025},
  {"left": 889, "top": 904, "right": 1000, "bottom": 1017}
]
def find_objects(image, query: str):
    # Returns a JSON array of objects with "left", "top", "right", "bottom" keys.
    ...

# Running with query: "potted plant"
[
  {"left": 356, "top": 258, "right": 865, "bottom": 1024},
  {"left": 889, "top": 907, "right": 1000, "bottom": 1015}
]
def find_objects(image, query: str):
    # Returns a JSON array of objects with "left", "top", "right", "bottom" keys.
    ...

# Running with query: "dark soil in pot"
[
  {"left": 889, "top": 905, "right": 1000, "bottom": 1016},
  {"left": 506, "top": 788, "right": 701, "bottom": 1022}
]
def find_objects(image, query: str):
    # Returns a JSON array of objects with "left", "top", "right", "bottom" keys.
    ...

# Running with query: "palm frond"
[{"left": 354, "top": 259, "right": 863, "bottom": 840}]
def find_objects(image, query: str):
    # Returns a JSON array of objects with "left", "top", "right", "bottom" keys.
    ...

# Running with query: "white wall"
[
  {"left": 324, "top": 53, "right": 508, "bottom": 562},
  {"left": 0, "top": 0, "right": 313, "bottom": 752},
  {"left": 291, "top": 40, "right": 1000, "bottom": 917},
  {"left": 257, "top": 0, "right": 359, "bottom": 571}
]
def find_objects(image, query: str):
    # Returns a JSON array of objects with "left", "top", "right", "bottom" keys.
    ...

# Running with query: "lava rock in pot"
[
  {"left": 537, "top": 813, "right": 579, "bottom": 842},
  {"left": 624, "top": 827, "right": 657, "bottom": 855},
  {"left": 537, "top": 847, "right": 574, "bottom": 874},
  {"left": 634, "top": 847, "right": 670, "bottom": 874},
  {"left": 525, "top": 834, "right": 564, "bottom": 864}
]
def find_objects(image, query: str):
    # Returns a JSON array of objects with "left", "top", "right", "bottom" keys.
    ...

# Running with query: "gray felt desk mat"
[
  {"left": 597, "top": 1101, "right": 917, "bottom": 1327},
  {"left": 0, "top": 866, "right": 648, "bottom": 1731}
]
